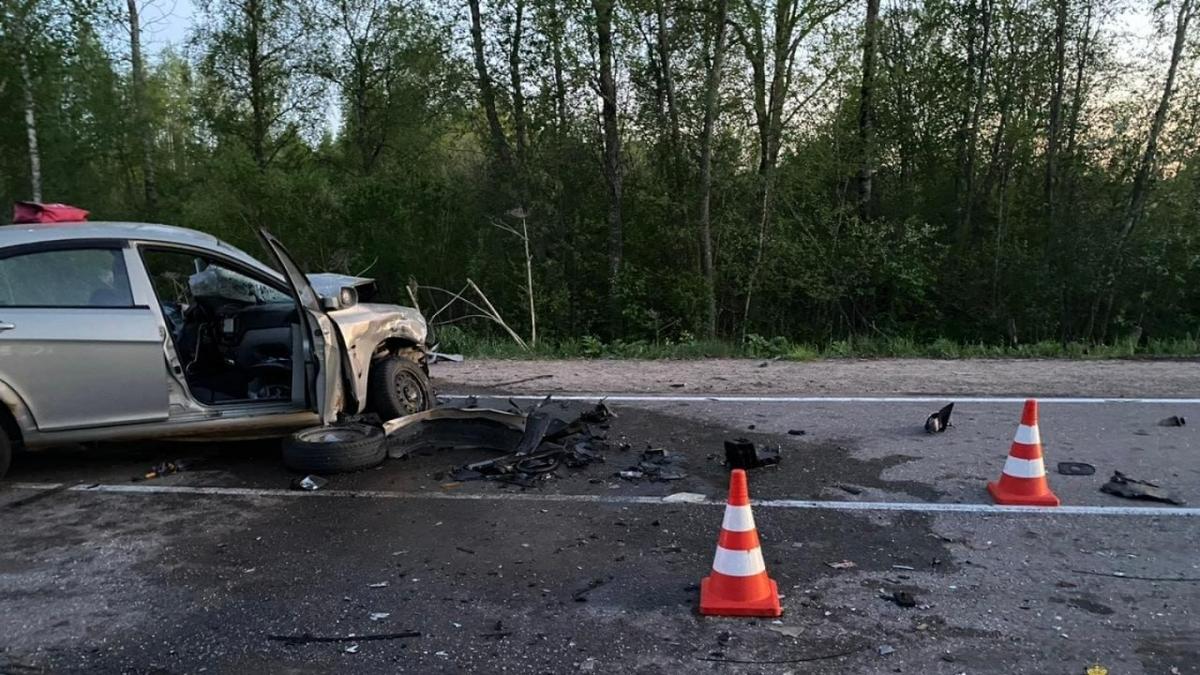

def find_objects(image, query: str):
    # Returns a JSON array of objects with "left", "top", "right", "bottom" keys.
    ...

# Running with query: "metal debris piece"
[
  {"left": 924, "top": 403, "right": 954, "bottom": 433},
  {"left": 344, "top": 645, "right": 359, "bottom": 654},
  {"left": 429, "top": 352, "right": 464, "bottom": 363},
  {"left": 291, "top": 475, "right": 328, "bottom": 491},
  {"left": 878, "top": 645, "right": 895, "bottom": 656},
  {"left": 1099, "top": 471, "right": 1185, "bottom": 505},
  {"left": 369, "top": 613, "right": 390, "bottom": 622},
  {"left": 826, "top": 560, "right": 857, "bottom": 570},
  {"left": 724, "top": 438, "right": 780, "bottom": 470},
  {"left": 1158, "top": 415, "right": 1187, "bottom": 427},
  {"left": 1057, "top": 462, "right": 1095, "bottom": 476},
  {"left": 368, "top": 582, "right": 389, "bottom": 588}
]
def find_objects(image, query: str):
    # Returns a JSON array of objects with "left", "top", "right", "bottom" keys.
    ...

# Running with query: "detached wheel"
[
  {"left": 368, "top": 356, "right": 434, "bottom": 421},
  {"left": 282, "top": 424, "right": 386, "bottom": 474},
  {"left": 0, "top": 431, "right": 11, "bottom": 480}
]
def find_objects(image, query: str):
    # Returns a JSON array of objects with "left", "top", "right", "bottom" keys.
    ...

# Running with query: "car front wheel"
[{"left": 367, "top": 355, "right": 434, "bottom": 421}]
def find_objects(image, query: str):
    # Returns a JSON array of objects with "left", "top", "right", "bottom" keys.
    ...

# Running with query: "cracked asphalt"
[{"left": 2, "top": 360, "right": 1198, "bottom": 674}]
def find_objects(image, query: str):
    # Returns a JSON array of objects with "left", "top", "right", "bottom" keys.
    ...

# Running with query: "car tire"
[
  {"left": 368, "top": 355, "right": 434, "bottom": 421},
  {"left": 282, "top": 424, "right": 386, "bottom": 474},
  {"left": 0, "top": 431, "right": 11, "bottom": 480}
]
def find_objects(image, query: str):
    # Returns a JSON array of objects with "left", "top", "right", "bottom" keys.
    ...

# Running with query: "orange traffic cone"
[
  {"left": 699, "top": 469, "right": 782, "bottom": 617},
  {"left": 987, "top": 399, "right": 1060, "bottom": 506}
]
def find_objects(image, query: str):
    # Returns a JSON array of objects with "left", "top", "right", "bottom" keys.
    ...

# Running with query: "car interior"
[{"left": 142, "top": 249, "right": 303, "bottom": 405}]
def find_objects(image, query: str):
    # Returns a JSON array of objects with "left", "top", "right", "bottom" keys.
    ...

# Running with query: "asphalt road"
[{"left": 2, "top": 373, "right": 1199, "bottom": 673}]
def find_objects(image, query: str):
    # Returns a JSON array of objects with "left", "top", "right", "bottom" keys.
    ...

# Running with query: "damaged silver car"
[{"left": 0, "top": 222, "right": 435, "bottom": 478}]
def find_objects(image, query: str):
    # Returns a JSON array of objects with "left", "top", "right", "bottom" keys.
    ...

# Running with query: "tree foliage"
[{"left": 1, "top": 0, "right": 1198, "bottom": 347}]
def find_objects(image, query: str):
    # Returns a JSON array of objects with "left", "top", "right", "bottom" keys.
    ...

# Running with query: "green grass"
[{"left": 432, "top": 325, "right": 1200, "bottom": 361}]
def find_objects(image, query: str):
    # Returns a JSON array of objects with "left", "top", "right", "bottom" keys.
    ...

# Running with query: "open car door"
[{"left": 256, "top": 229, "right": 344, "bottom": 425}]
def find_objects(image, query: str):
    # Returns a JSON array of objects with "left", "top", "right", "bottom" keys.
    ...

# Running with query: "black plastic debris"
[
  {"left": 924, "top": 403, "right": 954, "bottom": 433},
  {"left": 434, "top": 399, "right": 614, "bottom": 486},
  {"left": 881, "top": 590, "right": 917, "bottom": 608},
  {"left": 724, "top": 438, "right": 780, "bottom": 470},
  {"left": 1057, "top": 462, "right": 1096, "bottom": 476},
  {"left": 1099, "top": 471, "right": 1185, "bottom": 505},
  {"left": 629, "top": 448, "right": 688, "bottom": 481},
  {"left": 1159, "top": 415, "right": 1187, "bottom": 427},
  {"left": 787, "top": 429, "right": 806, "bottom": 436}
]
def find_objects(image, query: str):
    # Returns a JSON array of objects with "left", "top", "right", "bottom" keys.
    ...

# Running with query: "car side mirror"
[{"left": 321, "top": 286, "right": 358, "bottom": 311}]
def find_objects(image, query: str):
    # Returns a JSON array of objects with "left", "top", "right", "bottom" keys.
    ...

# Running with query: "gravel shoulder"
[{"left": 433, "top": 358, "right": 1200, "bottom": 397}]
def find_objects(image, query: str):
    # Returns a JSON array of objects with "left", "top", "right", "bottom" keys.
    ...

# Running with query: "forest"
[{"left": 1, "top": 0, "right": 1198, "bottom": 355}]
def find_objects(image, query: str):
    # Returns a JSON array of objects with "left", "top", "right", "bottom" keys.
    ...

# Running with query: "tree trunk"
[
  {"left": 468, "top": 0, "right": 514, "bottom": 174},
  {"left": 245, "top": 0, "right": 267, "bottom": 171},
  {"left": 128, "top": 0, "right": 157, "bottom": 214},
  {"left": 856, "top": 0, "right": 880, "bottom": 220},
  {"left": 594, "top": 0, "right": 624, "bottom": 330},
  {"left": 1117, "top": 0, "right": 1192, "bottom": 247},
  {"left": 1044, "top": 0, "right": 1068, "bottom": 212},
  {"left": 698, "top": 0, "right": 729, "bottom": 338},
  {"left": 508, "top": 0, "right": 529, "bottom": 173},
  {"left": 1092, "top": 0, "right": 1192, "bottom": 341},
  {"left": 958, "top": 0, "right": 991, "bottom": 239},
  {"left": 19, "top": 46, "right": 41, "bottom": 203},
  {"left": 9, "top": 4, "right": 42, "bottom": 202},
  {"left": 653, "top": 0, "right": 681, "bottom": 166}
]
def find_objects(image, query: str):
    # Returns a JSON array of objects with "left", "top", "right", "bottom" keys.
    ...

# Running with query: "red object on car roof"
[{"left": 11, "top": 201, "right": 90, "bottom": 224}]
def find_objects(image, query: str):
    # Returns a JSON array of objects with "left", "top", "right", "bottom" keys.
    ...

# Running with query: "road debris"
[
  {"left": 134, "top": 459, "right": 190, "bottom": 481},
  {"left": 833, "top": 483, "right": 863, "bottom": 495},
  {"left": 621, "top": 448, "right": 687, "bottom": 481},
  {"left": 369, "top": 613, "right": 390, "bottom": 621},
  {"left": 290, "top": 475, "right": 328, "bottom": 491},
  {"left": 390, "top": 399, "right": 614, "bottom": 486},
  {"left": 344, "top": 644, "right": 359, "bottom": 654},
  {"left": 924, "top": 402, "right": 954, "bottom": 433},
  {"left": 1057, "top": 462, "right": 1095, "bottom": 476},
  {"left": 1071, "top": 569, "right": 1200, "bottom": 582},
  {"left": 891, "top": 564, "right": 916, "bottom": 571},
  {"left": 572, "top": 577, "right": 611, "bottom": 602},
  {"left": 787, "top": 429, "right": 806, "bottom": 436},
  {"left": 1085, "top": 666, "right": 1108, "bottom": 675},
  {"left": 268, "top": 631, "right": 421, "bottom": 645},
  {"left": 724, "top": 438, "right": 780, "bottom": 470},
  {"left": 878, "top": 645, "right": 895, "bottom": 656},
  {"left": 825, "top": 560, "right": 857, "bottom": 570},
  {"left": 663, "top": 492, "right": 707, "bottom": 503},
  {"left": 1158, "top": 415, "right": 1187, "bottom": 427},
  {"left": 1099, "top": 471, "right": 1185, "bottom": 505},
  {"left": 881, "top": 590, "right": 917, "bottom": 608},
  {"left": 368, "top": 582, "right": 389, "bottom": 588}
]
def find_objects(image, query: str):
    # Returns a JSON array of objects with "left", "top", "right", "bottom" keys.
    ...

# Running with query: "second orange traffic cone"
[
  {"left": 987, "top": 399, "right": 1060, "bottom": 506},
  {"left": 699, "top": 469, "right": 782, "bottom": 617}
]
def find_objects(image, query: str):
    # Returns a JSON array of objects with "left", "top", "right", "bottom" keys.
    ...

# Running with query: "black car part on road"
[{"left": 282, "top": 423, "right": 386, "bottom": 473}]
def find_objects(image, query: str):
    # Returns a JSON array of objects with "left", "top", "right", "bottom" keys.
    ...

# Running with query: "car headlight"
[{"left": 339, "top": 286, "right": 358, "bottom": 308}]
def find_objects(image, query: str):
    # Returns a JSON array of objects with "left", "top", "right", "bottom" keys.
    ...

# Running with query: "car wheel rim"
[
  {"left": 298, "top": 427, "right": 368, "bottom": 444},
  {"left": 393, "top": 370, "right": 426, "bottom": 415}
]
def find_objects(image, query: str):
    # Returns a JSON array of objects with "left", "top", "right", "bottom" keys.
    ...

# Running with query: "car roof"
[{"left": 0, "top": 221, "right": 268, "bottom": 270}]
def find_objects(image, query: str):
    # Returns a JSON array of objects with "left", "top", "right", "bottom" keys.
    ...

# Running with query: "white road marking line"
[
  {"left": 7, "top": 482, "right": 1200, "bottom": 517},
  {"left": 444, "top": 394, "right": 1200, "bottom": 404}
]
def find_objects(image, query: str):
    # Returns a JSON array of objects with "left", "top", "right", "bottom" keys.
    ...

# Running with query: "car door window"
[{"left": 0, "top": 248, "right": 134, "bottom": 307}]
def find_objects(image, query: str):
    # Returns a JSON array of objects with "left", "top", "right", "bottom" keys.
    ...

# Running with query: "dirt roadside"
[{"left": 432, "top": 357, "right": 1200, "bottom": 397}]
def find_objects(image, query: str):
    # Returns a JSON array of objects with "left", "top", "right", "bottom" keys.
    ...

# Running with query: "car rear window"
[{"left": 0, "top": 248, "right": 134, "bottom": 307}]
